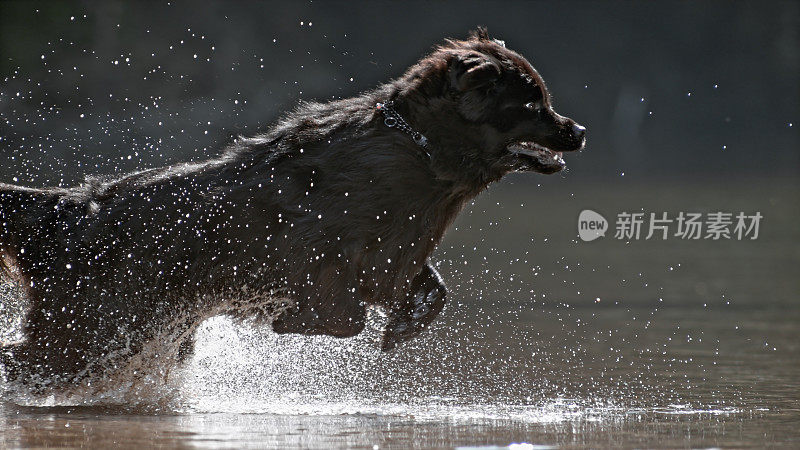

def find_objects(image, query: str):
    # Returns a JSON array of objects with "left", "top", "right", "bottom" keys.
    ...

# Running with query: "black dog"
[{"left": 0, "top": 28, "right": 585, "bottom": 389}]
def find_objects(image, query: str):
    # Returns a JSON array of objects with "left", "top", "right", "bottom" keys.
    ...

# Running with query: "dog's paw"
[{"left": 381, "top": 269, "right": 446, "bottom": 351}]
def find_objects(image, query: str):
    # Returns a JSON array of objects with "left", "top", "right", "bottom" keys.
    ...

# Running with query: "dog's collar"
[{"left": 376, "top": 101, "right": 430, "bottom": 159}]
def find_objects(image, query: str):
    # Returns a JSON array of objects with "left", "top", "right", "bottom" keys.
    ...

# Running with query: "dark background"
[
  {"left": 0, "top": 1, "right": 798, "bottom": 311},
  {"left": 0, "top": 1, "right": 797, "bottom": 186}
]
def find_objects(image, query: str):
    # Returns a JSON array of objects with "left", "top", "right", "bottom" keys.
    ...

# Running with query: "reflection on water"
[
  {"left": 0, "top": 407, "right": 781, "bottom": 449},
  {"left": 1, "top": 180, "right": 799, "bottom": 448}
]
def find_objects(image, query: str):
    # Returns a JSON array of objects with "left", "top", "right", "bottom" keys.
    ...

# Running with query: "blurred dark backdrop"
[{"left": 0, "top": 0, "right": 797, "bottom": 186}]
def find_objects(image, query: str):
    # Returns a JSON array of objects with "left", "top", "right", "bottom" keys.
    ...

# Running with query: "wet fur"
[{"left": 0, "top": 29, "right": 585, "bottom": 389}]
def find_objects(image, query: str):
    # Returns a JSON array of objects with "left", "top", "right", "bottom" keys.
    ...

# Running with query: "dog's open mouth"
[{"left": 507, "top": 141, "right": 566, "bottom": 174}]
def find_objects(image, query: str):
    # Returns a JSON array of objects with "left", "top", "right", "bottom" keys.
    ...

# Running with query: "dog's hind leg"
[{"left": 381, "top": 261, "right": 447, "bottom": 351}]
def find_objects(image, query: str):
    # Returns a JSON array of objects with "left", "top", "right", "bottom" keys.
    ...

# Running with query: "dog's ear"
[{"left": 451, "top": 52, "right": 501, "bottom": 92}]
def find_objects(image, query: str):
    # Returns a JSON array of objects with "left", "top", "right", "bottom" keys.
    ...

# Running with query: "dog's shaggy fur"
[{"left": 0, "top": 29, "right": 585, "bottom": 389}]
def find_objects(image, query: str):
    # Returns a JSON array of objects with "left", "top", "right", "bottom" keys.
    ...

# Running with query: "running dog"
[{"left": 0, "top": 28, "right": 586, "bottom": 389}]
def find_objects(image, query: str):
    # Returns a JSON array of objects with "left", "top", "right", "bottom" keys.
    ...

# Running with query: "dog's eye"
[{"left": 524, "top": 102, "right": 539, "bottom": 111}]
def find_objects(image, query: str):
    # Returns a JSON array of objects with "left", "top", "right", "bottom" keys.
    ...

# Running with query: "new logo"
[{"left": 578, "top": 209, "right": 608, "bottom": 242}]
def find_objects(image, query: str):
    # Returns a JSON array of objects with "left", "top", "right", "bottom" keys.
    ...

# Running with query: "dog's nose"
[{"left": 572, "top": 123, "right": 586, "bottom": 140}]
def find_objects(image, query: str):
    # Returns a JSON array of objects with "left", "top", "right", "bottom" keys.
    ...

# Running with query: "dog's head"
[{"left": 405, "top": 28, "right": 586, "bottom": 177}]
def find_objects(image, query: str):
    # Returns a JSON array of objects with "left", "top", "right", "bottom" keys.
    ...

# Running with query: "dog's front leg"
[
  {"left": 381, "top": 261, "right": 447, "bottom": 351},
  {"left": 271, "top": 279, "right": 366, "bottom": 338}
]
